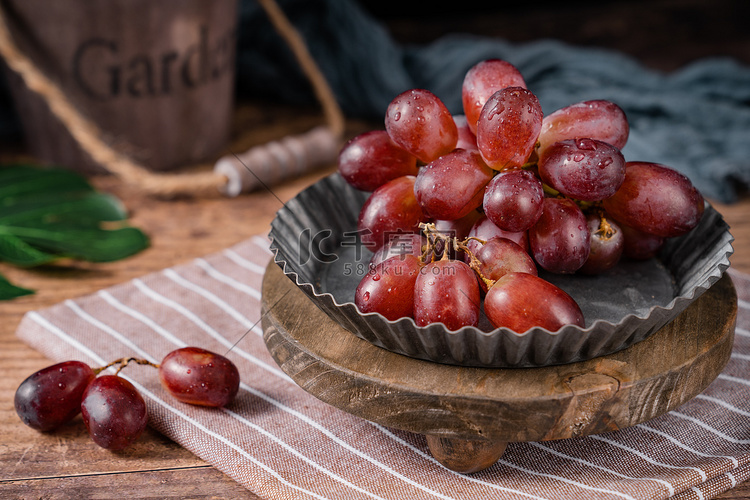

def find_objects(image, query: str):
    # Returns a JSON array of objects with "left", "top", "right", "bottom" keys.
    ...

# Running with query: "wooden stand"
[{"left": 261, "top": 263, "right": 737, "bottom": 473}]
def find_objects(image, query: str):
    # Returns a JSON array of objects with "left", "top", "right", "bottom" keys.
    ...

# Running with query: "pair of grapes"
[
  {"left": 339, "top": 58, "right": 704, "bottom": 333},
  {"left": 14, "top": 347, "right": 240, "bottom": 451}
]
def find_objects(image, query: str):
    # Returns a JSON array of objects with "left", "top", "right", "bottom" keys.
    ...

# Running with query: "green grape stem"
[
  {"left": 541, "top": 182, "right": 601, "bottom": 213},
  {"left": 542, "top": 183, "right": 561, "bottom": 197}
]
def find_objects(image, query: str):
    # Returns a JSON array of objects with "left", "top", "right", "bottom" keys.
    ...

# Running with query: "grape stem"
[
  {"left": 94, "top": 357, "right": 159, "bottom": 375},
  {"left": 418, "top": 222, "right": 450, "bottom": 262},
  {"left": 418, "top": 222, "right": 495, "bottom": 287},
  {"left": 464, "top": 236, "right": 487, "bottom": 246},
  {"left": 594, "top": 209, "right": 616, "bottom": 240},
  {"left": 542, "top": 183, "right": 561, "bottom": 198},
  {"left": 541, "top": 182, "right": 600, "bottom": 212},
  {"left": 455, "top": 239, "right": 495, "bottom": 290}
]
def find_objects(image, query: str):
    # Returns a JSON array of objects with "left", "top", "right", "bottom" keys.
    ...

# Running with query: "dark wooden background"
[{"left": 2, "top": 0, "right": 749, "bottom": 498}]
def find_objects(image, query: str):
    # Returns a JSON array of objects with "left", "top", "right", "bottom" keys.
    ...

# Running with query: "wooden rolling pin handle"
[{"left": 214, "top": 125, "right": 340, "bottom": 197}]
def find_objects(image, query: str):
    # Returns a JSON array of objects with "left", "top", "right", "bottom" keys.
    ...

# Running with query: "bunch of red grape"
[
  {"left": 339, "top": 58, "right": 705, "bottom": 334},
  {"left": 14, "top": 347, "right": 240, "bottom": 450}
]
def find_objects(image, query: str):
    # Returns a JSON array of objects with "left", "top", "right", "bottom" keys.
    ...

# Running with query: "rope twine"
[{"left": 0, "top": 0, "right": 345, "bottom": 198}]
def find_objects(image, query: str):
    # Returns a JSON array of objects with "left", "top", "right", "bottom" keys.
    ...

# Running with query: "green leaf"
[
  {"left": 6, "top": 225, "right": 150, "bottom": 262},
  {"left": 0, "top": 164, "right": 150, "bottom": 266},
  {"left": 0, "top": 272, "right": 35, "bottom": 300},
  {"left": 0, "top": 163, "right": 89, "bottom": 184},
  {"left": 0, "top": 191, "right": 128, "bottom": 226},
  {"left": 0, "top": 164, "right": 94, "bottom": 200},
  {"left": 0, "top": 231, "right": 57, "bottom": 266}
]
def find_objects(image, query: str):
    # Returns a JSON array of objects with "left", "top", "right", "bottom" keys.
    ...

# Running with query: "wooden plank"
[
  {"left": 713, "top": 200, "right": 750, "bottom": 273},
  {"left": 1, "top": 466, "right": 259, "bottom": 499},
  {"left": 0, "top": 415, "right": 207, "bottom": 481}
]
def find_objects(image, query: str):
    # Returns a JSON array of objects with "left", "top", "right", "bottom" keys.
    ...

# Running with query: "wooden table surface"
[{"left": 2, "top": 1, "right": 750, "bottom": 498}]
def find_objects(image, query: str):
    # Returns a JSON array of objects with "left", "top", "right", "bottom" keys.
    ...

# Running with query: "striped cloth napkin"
[{"left": 15, "top": 236, "right": 750, "bottom": 500}]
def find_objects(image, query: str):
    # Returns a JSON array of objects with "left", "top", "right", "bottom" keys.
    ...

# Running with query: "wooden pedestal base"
[
  {"left": 425, "top": 435, "right": 508, "bottom": 473},
  {"left": 261, "top": 263, "right": 736, "bottom": 473}
]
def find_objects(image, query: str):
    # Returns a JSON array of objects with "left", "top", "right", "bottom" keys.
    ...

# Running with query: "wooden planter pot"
[{"left": 2, "top": 0, "right": 237, "bottom": 173}]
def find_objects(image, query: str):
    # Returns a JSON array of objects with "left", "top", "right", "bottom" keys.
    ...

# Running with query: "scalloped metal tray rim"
[{"left": 268, "top": 173, "right": 734, "bottom": 366}]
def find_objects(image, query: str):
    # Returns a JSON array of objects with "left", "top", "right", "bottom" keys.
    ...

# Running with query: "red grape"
[
  {"left": 483, "top": 169, "right": 544, "bottom": 232},
  {"left": 601, "top": 162, "right": 704, "bottom": 238},
  {"left": 338, "top": 130, "right": 418, "bottom": 192},
  {"left": 370, "top": 233, "right": 426, "bottom": 266},
  {"left": 476, "top": 86, "right": 543, "bottom": 170},
  {"left": 578, "top": 212, "right": 624, "bottom": 274},
  {"left": 620, "top": 223, "right": 665, "bottom": 260},
  {"left": 472, "top": 237, "right": 537, "bottom": 292},
  {"left": 484, "top": 272, "right": 585, "bottom": 333},
  {"left": 529, "top": 198, "right": 590, "bottom": 274},
  {"left": 159, "top": 347, "right": 240, "bottom": 408},
  {"left": 355, "top": 254, "right": 422, "bottom": 321},
  {"left": 538, "top": 99, "right": 629, "bottom": 155},
  {"left": 414, "top": 259, "right": 480, "bottom": 330},
  {"left": 538, "top": 138, "right": 626, "bottom": 201},
  {"left": 465, "top": 214, "right": 529, "bottom": 260},
  {"left": 413, "top": 149, "right": 494, "bottom": 220},
  {"left": 358, "top": 175, "right": 425, "bottom": 250},
  {"left": 14, "top": 361, "right": 95, "bottom": 432},
  {"left": 462, "top": 59, "right": 526, "bottom": 134},
  {"left": 81, "top": 375, "right": 148, "bottom": 450},
  {"left": 453, "top": 115, "right": 479, "bottom": 151},
  {"left": 385, "top": 89, "right": 458, "bottom": 164}
]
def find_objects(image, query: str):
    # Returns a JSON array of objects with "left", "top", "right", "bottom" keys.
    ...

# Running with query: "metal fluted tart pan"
[{"left": 268, "top": 173, "right": 733, "bottom": 368}]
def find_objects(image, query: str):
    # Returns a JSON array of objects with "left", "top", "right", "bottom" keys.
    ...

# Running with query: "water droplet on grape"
[
  {"left": 573, "top": 153, "right": 585, "bottom": 162},
  {"left": 394, "top": 112, "right": 401, "bottom": 121},
  {"left": 372, "top": 274, "right": 380, "bottom": 281},
  {"left": 363, "top": 291, "right": 370, "bottom": 301},
  {"left": 488, "top": 103, "right": 505, "bottom": 120}
]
